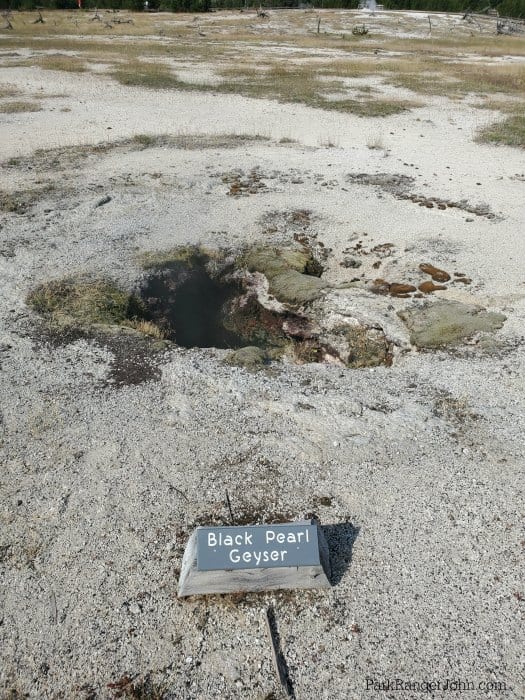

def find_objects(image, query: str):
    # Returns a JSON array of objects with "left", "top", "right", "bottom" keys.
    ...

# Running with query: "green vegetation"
[
  {"left": 215, "top": 63, "right": 418, "bottom": 115},
  {"left": 476, "top": 113, "right": 525, "bottom": 148},
  {"left": 27, "top": 278, "right": 143, "bottom": 326},
  {"left": 27, "top": 277, "right": 168, "bottom": 338},
  {"left": 112, "top": 61, "right": 416, "bottom": 117},
  {"left": 241, "top": 246, "right": 327, "bottom": 305},
  {"left": 36, "top": 55, "right": 87, "bottom": 72},
  {"left": 113, "top": 63, "right": 187, "bottom": 90}
]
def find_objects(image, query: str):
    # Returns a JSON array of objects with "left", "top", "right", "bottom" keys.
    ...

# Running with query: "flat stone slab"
[
  {"left": 178, "top": 520, "right": 331, "bottom": 597},
  {"left": 398, "top": 300, "right": 506, "bottom": 348}
]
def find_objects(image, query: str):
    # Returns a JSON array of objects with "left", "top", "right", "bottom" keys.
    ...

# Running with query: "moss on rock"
[
  {"left": 344, "top": 325, "right": 391, "bottom": 368},
  {"left": 225, "top": 346, "right": 267, "bottom": 368},
  {"left": 241, "top": 246, "right": 327, "bottom": 305},
  {"left": 398, "top": 301, "right": 506, "bottom": 349}
]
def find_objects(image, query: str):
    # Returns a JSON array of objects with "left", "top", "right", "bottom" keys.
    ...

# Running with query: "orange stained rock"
[{"left": 419, "top": 263, "right": 451, "bottom": 282}]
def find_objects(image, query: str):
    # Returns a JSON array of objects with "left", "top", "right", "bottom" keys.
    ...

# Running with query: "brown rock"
[
  {"left": 419, "top": 281, "right": 448, "bottom": 294},
  {"left": 389, "top": 283, "right": 417, "bottom": 297},
  {"left": 419, "top": 263, "right": 451, "bottom": 282}
]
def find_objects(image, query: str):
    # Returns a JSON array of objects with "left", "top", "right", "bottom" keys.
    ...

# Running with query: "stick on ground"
[{"left": 265, "top": 606, "right": 294, "bottom": 699}]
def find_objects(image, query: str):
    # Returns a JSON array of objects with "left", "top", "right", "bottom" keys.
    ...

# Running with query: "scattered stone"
[
  {"left": 371, "top": 243, "right": 395, "bottom": 258},
  {"left": 347, "top": 173, "right": 498, "bottom": 219},
  {"left": 94, "top": 195, "right": 111, "bottom": 208},
  {"left": 340, "top": 258, "right": 362, "bottom": 269},
  {"left": 419, "top": 263, "right": 451, "bottom": 282},
  {"left": 223, "top": 169, "right": 267, "bottom": 197},
  {"left": 398, "top": 301, "right": 506, "bottom": 348},
  {"left": 346, "top": 172, "right": 414, "bottom": 196}
]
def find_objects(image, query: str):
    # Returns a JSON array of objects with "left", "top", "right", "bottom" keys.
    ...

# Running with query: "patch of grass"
[
  {"left": 113, "top": 62, "right": 187, "bottom": 90},
  {"left": 473, "top": 98, "right": 524, "bottom": 113},
  {"left": 0, "top": 100, "right": 42, "bottom": 113},
  {"left": 131, "top": 134, "right": 159, "bottom": 148},
  {"left": 211, "top": 64, "right": 417, "bottom": 116},
  {"left": 125, "top": 319, "right": 165, "bottom": 339},
  {"left": 1, "top": 134, "right": 268, "bottom": 172},
  {"left": 130, "top": 132, "right": 268, "bottom": 150},
  {"left": 111, "top": 60, "right": 415, "bottom": 117},
  {"left": 0, "top": 84, "right": 20, "bottom": 99},
  {"left": 476, "top": 113, "right": 525, "bottom": 148},
  {"left": 367, "top": 134, "right": 385, "bottom": 150},
  {"left": 27, "top": 278, "right": 143, "bottom": 326},
  {"left": 36, "top": 54, "right": 87, "bottom": 72},
  {"left": 323, "top": 97, "right": 417, "bottom": 117},
  {"left": 219, "top": 62, "right": 322, "bottom": 102},
  {"left": 0, "top": 184, "right": 55, "bottom": 213},
  {"left": 389, "top": 61, "right": 525, "bottom": 98},
  {"left": 138, "top": 245, "right": 208, "bottom": 270}
]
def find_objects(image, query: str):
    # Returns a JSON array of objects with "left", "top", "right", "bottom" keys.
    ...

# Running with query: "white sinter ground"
[{"left": 0, "top": 10, "right": 524, "bottom": 699}]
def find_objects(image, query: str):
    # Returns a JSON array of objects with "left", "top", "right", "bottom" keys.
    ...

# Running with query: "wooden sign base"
[{"left": 177, "top": 521, "right": 331, "bottom": 597}]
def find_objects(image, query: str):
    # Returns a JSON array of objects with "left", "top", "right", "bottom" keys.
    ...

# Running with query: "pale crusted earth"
[{"left": 1, "top": 10, "right": 525, "bottom": 700}]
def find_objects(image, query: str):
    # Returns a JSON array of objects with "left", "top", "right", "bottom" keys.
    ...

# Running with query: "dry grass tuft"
[
  {"left": 0, "top": 184, "right": 55, "bottom": 213},
  {"left": 107, "top": 671, "right": 168, "bottom": 699},
  {"left": 27, "top": 278, "right": 140, "bottom": 327},
  {"left": 0, "top": 100, "right": 42, "bottom": 113},
  {"left": 125, "top": 319, "right": 166, "bottom": 340},
  {"left": 384, "top": 57, "right": 525, "bottom": 99},
  {"left": 35, "top": 54, "right": 87, "bottom": 72},
  {"left": 0, "top": 84, "right": 20, "bottom": 99}
]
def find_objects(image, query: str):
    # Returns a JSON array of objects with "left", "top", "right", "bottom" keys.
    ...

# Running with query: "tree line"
[{"left": 2, "top": 0, "right": 523, "bottom": 20}]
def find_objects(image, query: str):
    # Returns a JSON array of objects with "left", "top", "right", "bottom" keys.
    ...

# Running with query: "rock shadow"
[{"left": 321, "top": 522, "right": 360, "bottom": 586}]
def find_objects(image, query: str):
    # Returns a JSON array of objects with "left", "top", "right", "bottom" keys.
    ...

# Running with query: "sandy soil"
[{"left": 1, "top": 11, "right": 524, "bottom": 700}]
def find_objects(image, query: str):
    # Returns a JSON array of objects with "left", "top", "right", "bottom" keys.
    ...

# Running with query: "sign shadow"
[{"left": 321, "top": 522, "right": 360, "bottom": 586}]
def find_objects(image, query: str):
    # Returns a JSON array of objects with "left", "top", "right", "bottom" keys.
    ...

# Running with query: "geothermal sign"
[
  {"left": 197, "top": 523, "right": 320, "bottom": 571},
  {"left": 177, "top": 520, "right": 331, "bottom": 596}
]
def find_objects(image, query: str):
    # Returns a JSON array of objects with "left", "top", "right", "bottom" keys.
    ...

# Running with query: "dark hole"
[{"left": 140, "top": 260, "right": 247, "bottom": 349}]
